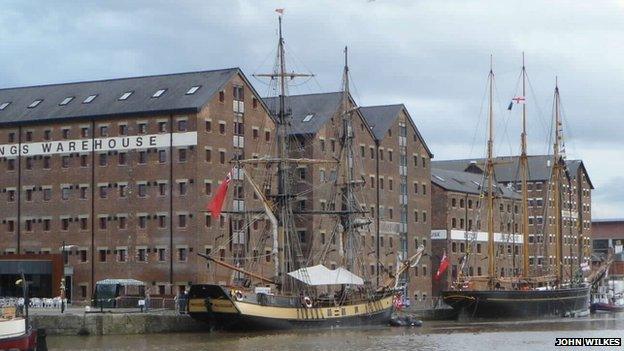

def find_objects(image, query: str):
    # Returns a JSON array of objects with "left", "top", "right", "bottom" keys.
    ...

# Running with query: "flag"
[
  {"left": 275, "top": 8, "right": 284, "bottom": 15},
  {"left": 434, "top": 251, "right": 450, "bottom": 280},
  {"left": 507, "top": 101, "right": 514, "bottom": 111},
  {"left": 207, "top": 170, "right": 233, "bottom": 219},
  {"left": 512, "top": 96, "right": 526, "bottom": 104}
]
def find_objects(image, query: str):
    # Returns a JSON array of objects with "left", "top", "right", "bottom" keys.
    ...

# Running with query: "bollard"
[{"left": 36, "top": 328, "right": 48, "bottom": 351}]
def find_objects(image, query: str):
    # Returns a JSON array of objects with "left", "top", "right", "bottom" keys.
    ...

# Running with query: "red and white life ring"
[
  {"left": 234, "top": 290, "right": 244, "bottom": 301},
  {"left": 302, "top": 296, "right": 313, "bottom": 308}
]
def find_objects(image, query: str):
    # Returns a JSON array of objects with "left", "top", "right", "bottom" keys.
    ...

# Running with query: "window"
[
  {"left": 28, "top": 99, "right": 43, "bottom": 108},
  {"left": 178, "top": 148, "right": 187, "bottom": 162},
  {"left": 61, "top": 218, "right": 69, "bottom": 230},
  {"left": 118, "top": 91, "right": 133, "bottom": 100},
  {"left": 252, "top": 128, "right": 259, "bottom": 140},
  {"left": 99, "top": 217, "right": 107, "bottom": 229},
  {"left": 159, "top": 150, "right": 166, "bottom": 163},
  {"left": 7, "top": 220, "right": 15, "bottom": 232},
  {"left": 61, "top": 156, "right": 70, "bottom": 168},
  {"left": 138, "top": 215, "right": 147, "bottom": 229},
  {"left": 219, "top": 122, "right": 226, "bottom": 134},
  {"left": 205, "top": 120, "right": 212, "bottom": 132},
  {"left": 119, "top": 216, "right": 127, "bottom": 229},
  {"left": 138, "top": 123, "right": 147, "bottom": 134},
  {"left": 158, "top": 183, "right": 167, "bottom": 196},
  {"left": 99, "top": 186, "right": 107, "bottom": 199},
  {"left": 99, "top": 126, "right": 108, "bottom": 137},
  {"left": 174, "top": 213, "right": 188, "bottom": 230},
  {"left": 81, "top": 127, "right": 89, "bottom": 137},
  {"left": 158, "top": 121, "right": 167, "bottom": 133},
  {"left": 138, "top": 248, "right": 147, "bottom": 262},
  {"left": 59, "top": 97, "right": 74, "bottom": 106},
  {"left": 0, "top": 102, "right": 10, "bottom": 110},
  {"left": 265, "top": 131, "right": 271, "bottom": 142},
  {"left": 43, "top": 188, "right": 51, "bottom": 201},
  {"left": 303, "top": 114, "right": 314, "bottom": 122},
  {"left": 99, "top": 249, "right": 107, "bottom": 262},
  {"left": 25, "top": 188, "right": 33, "bottom": 201},
  {"left": 205, "top": 215, "right": 212, "bottom": 227},
  {"left": 138, "top": 151, "right": 147, "bottom": 164},
  {"left": 80, "top": 186, "right": 88, "bottom": 199},
  {"left": 25, "top": 219, "right": 33, "bottom": 231},
  {"left": 43, "top": 219, "right": 50, "bottom": 231},
  {"left": 186, "top": 86, "right": 201, "bottom": 95},
  {"left": 158, "top": 248, "right": 166, "bottom": 261},
  {"left": 62, "top": 128, "right": 70, "bottom": 139},
  {"left": 253, "top": 97, "right": 258, "bottom": 109},
  {"left": 179, "top": 181, "right": 187, "bottom": 196},
  {"left": 178, "top": 119, "right": 187, "bottom": 132},
  {"left": 152, "top": 89, "right": 166, "bottom": 98},
  {"left": 219, "top": 91, "right": 225, "bottom": 102},
  {"left": 219, "top": 151, "right": 226, "bottom": 164},
  {"left": 83, "top": 95, "right": 97, "bottom": 103},
  {"left": 119, "top": 184, "right": 127, "bottom": 197},
  {"left": 119, "top": 124, "right": 128, "bottom": 135},
  {"left": 61, "top": 186, "right": 70, "bottom": 200},
  {"left": 25, "top": 158, "right": 32, "bottom": 170},
  {"left": 205, "top": 182, "right": 212, "bottom": 195},
  {"left": 205, "top": 149, "right": 212, "bottom": 162},
  {"left": 99, "top": 154, "right": 107, "bottom": 166},
  {"left": 80, "top": 218, "right": 88, "bottom": 230},
  {"left": 138, "top": 184, "right": 147, "bottom": 197},
  {"left": 118, "top": 248, "right": 127, "bottom": 262},
  {"left": 7, "top": 159, "right": 15, "bottom": 171},
  {"left": 158, "top": 215, "right": 166, "bottom": 228},
  {"left": 43, "top": 130, "right": 51, "bottom": 140},
  {"left": 25, "top": 131, "right": 32, "bottom": 141},
  {"left": 43, "top": 156, "right": 51, "bottom": 169},
  {"left": 233, "top": 86, "right": 244, "bottom": 101}
]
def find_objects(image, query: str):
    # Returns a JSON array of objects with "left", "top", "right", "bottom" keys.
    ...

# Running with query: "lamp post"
[{"left": 60, "top": 241, "right": 77, "bottom": 313}]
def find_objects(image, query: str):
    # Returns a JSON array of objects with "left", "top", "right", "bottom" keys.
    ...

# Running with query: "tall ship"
[
  {"left": 441, "top": 57, "right": 591, "bottom": 318},
  {"left": 187, "top": 13, "right": 423, "bottom": 330}
]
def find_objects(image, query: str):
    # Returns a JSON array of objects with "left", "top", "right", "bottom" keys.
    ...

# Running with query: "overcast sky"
[{"left": 1, "top": 0, "right": 622, "bottom": 219}]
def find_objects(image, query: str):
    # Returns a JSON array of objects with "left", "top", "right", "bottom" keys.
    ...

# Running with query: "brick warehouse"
[
  {"left": 433, "top": 155, "right": 593, "bottom": 286},
  {"left": 0, "top": 68, "right": 277, "bottom": 301},
  {"left": 0, "top": 69, "right": 436, "bottom": 303}
]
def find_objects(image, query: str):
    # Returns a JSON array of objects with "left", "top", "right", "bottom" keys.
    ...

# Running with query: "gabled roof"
[
  {"left": 263, "top": 92, "right": 344, "bottom": 135},
  {"left": 359, "top": 104, "right": 403, "bottom": 140},
  {"left": 360, "top": 104, "right": 433, "bottom": 158},
  {"left": 432, "top": 155, "right": 594, "bottom": 189},
  {"left": 0, "top": 68, "right": 243, "bottom": 126},
  {"left": 431, "top": 167, "right": 521, "bottom": 199}
]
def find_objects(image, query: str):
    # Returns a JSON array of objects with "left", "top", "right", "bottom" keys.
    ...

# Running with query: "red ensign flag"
[
  {"left": 434, "top": 251, "right": 449, "bottom": 281},
  {"left": 207, "top": 170, "right": 233, "bottom": 219}
]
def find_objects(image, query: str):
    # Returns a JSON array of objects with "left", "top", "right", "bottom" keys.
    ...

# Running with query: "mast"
[
  {"left": 254, "top": 13, "right": 313, "bottom": 291},
  {"left": 552, "top": 78, "right": 564, "bottom": 284},
  {"left": 340, "top": 46, "right": 357, "bottom": 272},
  {"left": 519, "top": 53, "right": 531, "bottom": 277},
  {"left": 486, "top": 58, "right": 496, "bottom": 287}
]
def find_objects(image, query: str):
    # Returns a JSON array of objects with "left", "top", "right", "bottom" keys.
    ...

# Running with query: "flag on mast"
[
  {"left": 434, "top": 251, "right": 450, "bottom": 281},
  {"left": 207, "top": 169, "right": 233, "bottom": 219},
  {"left": 508, "top": 95, "right": 526, "bottom": 110},
  {"left": 275, "top": 8, "right": 284, "bottom": 15}
]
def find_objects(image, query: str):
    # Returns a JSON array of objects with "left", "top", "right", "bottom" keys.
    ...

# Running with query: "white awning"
[{"left": 287, "top": 265, "right": 364, "bottom": 286}]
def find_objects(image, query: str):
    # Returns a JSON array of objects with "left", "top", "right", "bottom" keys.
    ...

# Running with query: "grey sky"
[{"left": 1, "top": 0, "right": 622, "bottom": 218}]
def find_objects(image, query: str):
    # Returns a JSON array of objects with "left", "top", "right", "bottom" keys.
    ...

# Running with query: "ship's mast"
[
  {"left": 486, "top": 58, "right": 496, "bottom": 287},
  {"left": 519, "top": 53, "right": 531, "bottom": 278},
  {"left": 340, "top": 46, "right": 358, "bottom": 272},
  {"left": 254, "top": 14, "right": 313, "bottom": 291},
  {"left": 552, "top": 78, "right": 564, "bottom": 285}
]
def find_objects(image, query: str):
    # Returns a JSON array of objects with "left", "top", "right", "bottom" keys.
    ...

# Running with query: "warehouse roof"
[
  {"left": 360, "top": 104, "right": 433, "bottom": 157},
  {"left": 263, "top": 92, "right": 345, "bottom": 135},
  {"left": 431, "top": 167, "right": 521, "bottom": 199},
  {"left": 0, "top": 68, "right": 250, "bottom": 126},
  {"left": 432, "top": 155, "right": 593, "bottom": 189}
]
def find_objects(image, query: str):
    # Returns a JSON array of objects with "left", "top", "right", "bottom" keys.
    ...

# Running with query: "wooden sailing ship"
[
  {"left": 441, "top": 57, "right": 591, "bottom": 318},
  {"left": 187, "top": 13, "right": 424, "bottom": 330}
]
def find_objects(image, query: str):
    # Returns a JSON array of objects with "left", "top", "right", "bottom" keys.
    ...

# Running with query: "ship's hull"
[
  {"left": 188, "top": 284, "right": 394, "bottom": 331},
  {"left": 441, "top": 286, "right": 590, "bottom": 319}
]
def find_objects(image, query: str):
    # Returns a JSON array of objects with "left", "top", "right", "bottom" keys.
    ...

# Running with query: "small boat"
[
  {"left": 0, "top": 316, "right": 38, "bottom": 351},
  {"left": 590, "top": 302, "right": 624, "bottom": 313}
]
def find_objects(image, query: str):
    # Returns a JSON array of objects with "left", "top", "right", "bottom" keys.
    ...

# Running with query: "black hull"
[
  {"left": 190, "top": 307, "right": 393, "bottom": 331},
  {"left": 441, "top": 286, "right": 590, "bottom": 319}
]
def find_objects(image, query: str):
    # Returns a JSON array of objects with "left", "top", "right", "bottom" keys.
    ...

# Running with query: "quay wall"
[{"left": 31, "top": 313, "right": 208, "bottom": 336}]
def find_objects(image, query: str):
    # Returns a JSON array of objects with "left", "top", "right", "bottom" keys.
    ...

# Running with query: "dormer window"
[
  {"left": 0, "top": 102, "right": 10, "bottom": 110},
  {"left": 152, "top": 89, "right": 166, "bottom": 98},
  {"left": 28, "top": 99, "right": 43, "bottom": 108},
  {"left": 60, "top": 97, "right": 74, "bottom": 106},
  {"left": 83, "top": 95, "right": 97, "bottom": 103},
  {"left": 186, "top": 86, "right": 201, "bottom": 95},
  {"left": 118, "top": 91, "right": 133, "bottom": 100}
]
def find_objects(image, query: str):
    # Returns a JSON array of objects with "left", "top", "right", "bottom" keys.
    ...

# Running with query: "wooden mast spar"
[
  {"left": 520, "top": 53, "right": 531, "bottom": 278},
  {"left": 486, "top": 57, "right": 496, "bottom": 289}
]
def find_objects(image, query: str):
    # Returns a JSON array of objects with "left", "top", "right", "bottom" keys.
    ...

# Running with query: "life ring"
[
  {"left": 302, "top": 296, "right": 313, "bottom": 308},
  {"left": 234, "top": 290, "right": 244, "bottom": 301}
]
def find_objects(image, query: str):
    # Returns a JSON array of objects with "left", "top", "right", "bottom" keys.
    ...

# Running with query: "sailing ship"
[
  {"left": 188, "top": 14, "right": 423, "bottom": 330},
  {"left": 441, "top": 57, "right": 591, "bottom": 318}
]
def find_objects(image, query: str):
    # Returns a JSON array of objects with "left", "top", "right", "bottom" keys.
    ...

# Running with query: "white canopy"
[{"left": 287, "top": 265, "right": 364, "bottom": 286}]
